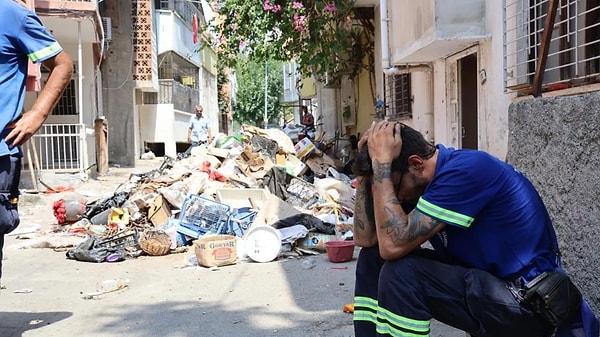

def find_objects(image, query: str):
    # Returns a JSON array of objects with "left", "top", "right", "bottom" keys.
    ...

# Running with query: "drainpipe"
[
  {"left": 78, "top": 20, "right": 88, "bottom": 175},
  {"left": 381, "top": 0, "right": 390, "bottom": 71}
]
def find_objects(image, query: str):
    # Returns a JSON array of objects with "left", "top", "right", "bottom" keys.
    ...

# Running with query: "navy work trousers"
[
  {"left": 0, "top": 154, "right": 21, "bottom": 280},
  {"left": 353, "top": 246, "right": 552, "bottom": 337}
]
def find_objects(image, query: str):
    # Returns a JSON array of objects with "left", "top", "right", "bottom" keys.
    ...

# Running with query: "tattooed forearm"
[
  {"left": 372, "top": 160, "right": 392, "bottom": 183},
  {"left": 385, "top": 192, "right": 400, "bottom": 205},
  {"left": 354, "top": 177, "right": 375, "bottom": 232},
  {"left": 381, "top": 205, "right": 408, "bottom": 243},
  {"left": 405, "top": 211, "right": 441, "bottom": 241},
  {"left": 380, "top": 205, "right": 441, "bottom": 244},
  {"left": 354, "top": 193, "right": 367, "bottom": 231}
]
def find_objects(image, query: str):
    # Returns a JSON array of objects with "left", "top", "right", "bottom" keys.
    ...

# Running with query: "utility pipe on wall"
[
  {"left": 78, "top": 20, "right": 88, "bottom": 174},
  {"left": 380, "top": 0, "right": 390, "bottom": 70}
]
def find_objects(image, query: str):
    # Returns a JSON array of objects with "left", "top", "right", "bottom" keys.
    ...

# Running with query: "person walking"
[
  {"left": 187, "top": 104, "right": 212, "bottom": 147},
  {"left": 0, "top": 0, "right": 73, "bottom": 280},
  {"left": 352, "top": 121, "right": 599, "bottom": 337}
]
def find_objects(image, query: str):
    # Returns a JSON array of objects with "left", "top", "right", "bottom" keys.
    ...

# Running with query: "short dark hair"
[{"left": 352, "top": 123, "right": 436, "bottom": 176}]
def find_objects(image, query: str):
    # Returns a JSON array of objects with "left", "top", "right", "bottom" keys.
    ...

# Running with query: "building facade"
[
  {"left": 100, "top": 0, "right": 218, "bottom": 163},
  {"left": 351, "top": 0, "right": 599, "bottom": 160},
  {"left": 19, "top": 0, "right": 104, "bottom": 178}
]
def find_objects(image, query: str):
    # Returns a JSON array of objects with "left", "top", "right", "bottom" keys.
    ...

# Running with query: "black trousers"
[
  {"left": 353, "top": 246, "right": 552, "bottom": 337},
  {"left": 0, "top": 155, "right": 21, "bottom": 280}
]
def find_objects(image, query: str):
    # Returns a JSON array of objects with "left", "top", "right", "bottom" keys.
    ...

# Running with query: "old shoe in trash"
[{"left": 140, "top": 230, "right": 172, "bottom": 256}]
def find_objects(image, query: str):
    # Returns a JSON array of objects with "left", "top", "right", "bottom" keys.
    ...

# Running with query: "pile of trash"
[{"left": 55, "top": 124, "right": 357, "bottom": 266}]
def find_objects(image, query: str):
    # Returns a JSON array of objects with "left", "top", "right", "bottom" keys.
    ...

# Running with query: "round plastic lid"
[{"left": 244, "top": 225, "right": 282, "bottom": 263}]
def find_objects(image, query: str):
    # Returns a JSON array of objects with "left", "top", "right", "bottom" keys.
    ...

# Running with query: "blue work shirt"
[
  {"left": 0, "top": 1, "right": 62, "bottom": 156},
  {"left": 417, "top": 144, "right": 558, "bottom": 281}
]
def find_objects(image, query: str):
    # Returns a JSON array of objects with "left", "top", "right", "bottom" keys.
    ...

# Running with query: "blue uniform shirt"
[
  {"left": 0, "top": 1, "right": 63, "bottom": 156},
  {"left": 416, "top": 145, "right": 558, "bottom": 281}
]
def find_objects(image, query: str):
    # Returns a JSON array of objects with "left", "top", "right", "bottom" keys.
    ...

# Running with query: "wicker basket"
[{"left": 139, "top": 230, "right": 171, "bottom": 256}]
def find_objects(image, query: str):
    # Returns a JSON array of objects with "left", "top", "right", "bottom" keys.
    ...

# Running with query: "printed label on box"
[{"left": 295, "top": 138, "right": 315, "bottom": 159}]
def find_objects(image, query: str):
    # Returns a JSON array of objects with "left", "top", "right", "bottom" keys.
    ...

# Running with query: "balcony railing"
[
  {"left": 143, "top": 79, "right": 199, "bottom": 113},
  {"left": 31, "top": 124, "right": 84, "bottom": 172}
]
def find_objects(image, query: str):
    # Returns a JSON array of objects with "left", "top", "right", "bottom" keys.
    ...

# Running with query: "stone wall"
[{"left": 507, "top": 91, "right": 600, "bottom": 315}]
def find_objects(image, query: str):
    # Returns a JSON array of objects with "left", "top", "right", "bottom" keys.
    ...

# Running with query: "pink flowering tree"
[{"left": 202, "top": 0, "right": 374, "bottom": 85}]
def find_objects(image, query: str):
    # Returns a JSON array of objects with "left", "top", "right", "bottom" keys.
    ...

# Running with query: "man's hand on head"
[{"left": 367, "top": 121, "right": 402, "bottom": 164}]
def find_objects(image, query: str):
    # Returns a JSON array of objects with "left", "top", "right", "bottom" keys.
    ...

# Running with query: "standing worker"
[
  {"left": 0, "top": 0, "right": 73, "bottom": 281},
  {"left": 187, "top": 104, "right": 212, "bottom": 147}
]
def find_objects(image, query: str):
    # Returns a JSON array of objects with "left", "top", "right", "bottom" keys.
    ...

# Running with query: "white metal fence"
[
  {"left": 504, "top": 0, "right": 600, "bottom": 92},
  {"left": 30, "top": 124, "right": 84, "bottom": 172}
]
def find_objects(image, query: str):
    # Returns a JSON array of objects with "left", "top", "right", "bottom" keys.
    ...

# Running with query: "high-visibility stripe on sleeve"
[
  {"left": 416, "top": 197, "right": 474, "bottom": 228},
  {"left": 28, "top": 42, "right": 62, "bottom": 63}
]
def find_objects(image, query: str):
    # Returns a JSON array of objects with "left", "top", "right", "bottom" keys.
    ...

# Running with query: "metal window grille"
[
  {"left": 383, "top": 73, "right": 412, "bottom": 120},
  {"left": 504, "top": 0, "right": 600, "bottom": 93},
  {"left": 51, "top": 79, "right": 77, "bottom": 116}
]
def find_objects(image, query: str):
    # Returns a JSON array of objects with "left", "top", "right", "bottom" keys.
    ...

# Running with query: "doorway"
[
  {"left": 446, "top": 47, "right": 479, "bottom": 149},
  {"left": 459, "top": 54, "right": 478, "bottom": 149}
]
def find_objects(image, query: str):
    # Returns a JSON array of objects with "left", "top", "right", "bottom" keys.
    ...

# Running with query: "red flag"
[{"left": 192, "top": 14, "right": 198, "bottom": 44}]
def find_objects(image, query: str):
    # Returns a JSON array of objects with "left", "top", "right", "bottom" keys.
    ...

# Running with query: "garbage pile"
[{"left": 58, "top": 124, "right": 357, "bottom": 266}]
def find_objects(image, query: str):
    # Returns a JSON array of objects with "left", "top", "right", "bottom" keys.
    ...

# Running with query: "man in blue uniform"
[
  {"left": 0, "top": 0, "right": 73, "bottom": 280},
  {"left": 352, "top": 121, "right": 598, "bottom": 337}
]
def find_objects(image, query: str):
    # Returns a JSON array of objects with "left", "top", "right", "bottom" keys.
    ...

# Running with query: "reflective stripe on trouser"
[
  {"left": 354, "top": 246, "right": 431, "bottom": 337},
  {"left": 354, "top": 246, "right": 399, "bottom": 336},
  {"left": 355, "top": 247, "right": 552, "bottom": 337}
]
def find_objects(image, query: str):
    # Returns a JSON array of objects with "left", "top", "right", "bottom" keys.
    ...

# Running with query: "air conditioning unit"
[{"left": 101, "top": 17, "right": 112, "bottom": 42}]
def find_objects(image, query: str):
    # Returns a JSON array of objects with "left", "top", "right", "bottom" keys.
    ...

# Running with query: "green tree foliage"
[
  {"left": 233, "top": 59, "right": 283, "bottom": 128},
  {"left": 202, "top": 0, "right": 374, "bottom": 86}
]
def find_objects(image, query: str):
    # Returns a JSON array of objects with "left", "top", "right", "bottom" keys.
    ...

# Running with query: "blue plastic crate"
[
  {"left": 176, "top": 194, "right": 231, "bottom": 239},
  {"left": 226, "top": 207, "right": 258, "bottom": 237}
]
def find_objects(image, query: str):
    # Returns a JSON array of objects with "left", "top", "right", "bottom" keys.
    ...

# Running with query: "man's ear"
[{"left": 407, "top": 155, "right": 424, "bottom": 172}]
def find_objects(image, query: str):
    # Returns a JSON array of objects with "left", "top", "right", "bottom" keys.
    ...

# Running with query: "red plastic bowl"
[{"left": 325, "top": 240, "right": 355, "bottom": 263}]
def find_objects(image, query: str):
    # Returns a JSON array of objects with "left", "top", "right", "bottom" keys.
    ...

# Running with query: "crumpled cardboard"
[
  {"left": 235, "top": 146, "right": 274, "bottom": 179},
  {"left": 304, "top": 152, "right": 337, "bottom": 176},
  {"left": 147, "top": 195, "right": 171, "bottom": 227}
]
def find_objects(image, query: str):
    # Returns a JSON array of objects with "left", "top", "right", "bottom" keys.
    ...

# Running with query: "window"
[
  {"left": 51, "top": 79, "right": 77, "bottom": 116},
  {"left": 504, "top": 0, "right": 600, "bottom": 93},
  {"left": 384, "top": 73, "right": 412, "bottom": 120}
]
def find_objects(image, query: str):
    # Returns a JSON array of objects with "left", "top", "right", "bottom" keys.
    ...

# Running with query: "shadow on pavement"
[
  {"left": 91, "top": 300, "right": 352, "bottom": 337},
  {"left": 0, "top": 311, "right": 72, "bottom": 337}
]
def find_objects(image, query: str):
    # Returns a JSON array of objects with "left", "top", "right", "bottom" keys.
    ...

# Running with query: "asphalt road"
[{"left": 0, "top": 158, "right": 466, "bottom": 337}]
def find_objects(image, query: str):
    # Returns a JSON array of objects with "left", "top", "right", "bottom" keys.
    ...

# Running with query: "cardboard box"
[
  {"left": 294, "top": 138, "right": 315, "bottom": 159},
  {"left": 305, "top": 153, "right": 336, "bottom": 176},
  {"left": 194, "top": 235, "right": 237, "bottom": 267},
  {"left": 148, "top": 195, "right": 171, "bottom": 227},
  {"left": 285, "top": 155, "right": 308, "bottom": 177}
]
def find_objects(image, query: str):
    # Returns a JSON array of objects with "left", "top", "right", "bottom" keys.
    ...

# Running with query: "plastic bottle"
[{"left": 301, "top": 257, "right": 317, "bottom": 270}]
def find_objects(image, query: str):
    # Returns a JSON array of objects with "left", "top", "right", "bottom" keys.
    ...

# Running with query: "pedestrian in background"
[
  {"left": 352, "top": 121, "right": 598, "bottom": 337},
  {"left": 301, "top": 105, "right": 314, "bottom": 130},
  {"left": 187, "top": 104, "right": 212, "bottom": 147},
  {"left": 0, "top": 0, "right": 73, "bottom": 281}
]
